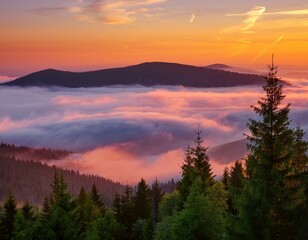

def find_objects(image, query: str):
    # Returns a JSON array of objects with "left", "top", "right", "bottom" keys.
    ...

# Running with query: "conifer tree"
[
  {"left": 39, "top": 173, "right": 74, "bottom": 240},
  {"left": 113, "top": 184, "right": 135, "bottom": 235},
  {"left": 91, "top": 183, "right": 105, "bottom": 215},
  {"left": 240, "top": 58, "right": 308, "bottom": 239},
  {"left": 221, "top": 167, "right": 230, "bottom": 191},
  {"left": 151, "top": 179, "right": 164, "bottom": 227},
  {"left": 134, "top": 178, "right": 151, "bottom": 220},
  {"left": 73, "top": 187, "right": 100, "bottom": 239},
  {"left": 0, "top": 192, "right": 17, "bottom": 240},
  {"left": 13, "top": 202, "right": 40, "bottom": 240},
  {"left": 178, "top": 128, "right": 215, "bottom": 202}
]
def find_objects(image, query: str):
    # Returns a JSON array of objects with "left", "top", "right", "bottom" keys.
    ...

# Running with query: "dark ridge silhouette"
[
  {"left": 205, "top": 63, "right": 232, "bottom": 69},
  {"left": 0, "top": 142, "right": 72, "bottom": 161},
  {"left": 2, "top": 62, "right": 266, "bottom": 88}
]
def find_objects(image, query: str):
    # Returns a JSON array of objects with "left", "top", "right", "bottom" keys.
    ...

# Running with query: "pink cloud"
[
  {"left": 46, "top": 145, "right": 233, "bottom": 184},
  {"left": 52, "top": 95, "right": 116, "bottom": 105}
]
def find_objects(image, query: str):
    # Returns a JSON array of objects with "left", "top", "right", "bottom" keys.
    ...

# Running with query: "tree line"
[{"left": 0, "top": 62, "right": 307, "bottom": 239}]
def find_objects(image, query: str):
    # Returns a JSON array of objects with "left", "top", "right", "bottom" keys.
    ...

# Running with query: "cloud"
[
  {"left": 253, "top": 33, "right": 286, "bottom": 62},
  {"left": 189, "top": 14, "right": 195, "bottom": 23},
  {"left": 68, "top": 0, "right": 166, "bottom": 24},
  {"left": 68, "top": 6, "right": 82, "bottom": 13},
  {"left": 225, "top": 7, "right": 308, "bottom": 34},
  {"left": 1, "top": 80, "right": 308, "bottom": 182},
  {"left": 224, "top": 6, "right": 266, "bottom": 34},
  {"left": 46, "top": 145, "right": 233, "bottom": 183},
  {"left": 263, "top": 9, "right": 308, "bottom": 16}
]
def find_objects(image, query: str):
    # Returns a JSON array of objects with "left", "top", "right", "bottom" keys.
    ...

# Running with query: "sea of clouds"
[{"left": 0, "top": 74, "right": 307, "bottom": 183}]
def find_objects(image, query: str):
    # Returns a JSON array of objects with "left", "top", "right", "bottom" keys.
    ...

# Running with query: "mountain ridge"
[{"left": 2, "top": 62, "right": 266, "bottom": 88}]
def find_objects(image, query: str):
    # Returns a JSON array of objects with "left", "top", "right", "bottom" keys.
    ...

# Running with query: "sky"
[{"left": 1, "top": 0, "right": 308, "bottom": 77}]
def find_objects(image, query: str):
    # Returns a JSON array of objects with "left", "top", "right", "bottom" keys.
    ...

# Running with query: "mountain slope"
[
  {"left": 208, "top": 139, "right": 248, "bottom": 164},
  {"left": 3, "top": 62, "right": 265, "bottom": 88}
]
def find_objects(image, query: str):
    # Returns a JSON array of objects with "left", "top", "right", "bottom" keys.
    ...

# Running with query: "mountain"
[
  {"left": 208, "top": 139, "right": 248, "bottom": 164},
  {"left": 205, "top": 63, "right": 232, "bottom": 70},
  {"left": 2, "top": 62, "right": 265, "bottom": 88}
]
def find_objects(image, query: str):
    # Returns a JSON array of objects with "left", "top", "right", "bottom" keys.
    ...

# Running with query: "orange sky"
[{"left": 1, "top": 1, "right": 308, "bottom": 76}]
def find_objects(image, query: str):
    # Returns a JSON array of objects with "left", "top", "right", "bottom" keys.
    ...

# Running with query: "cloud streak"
[
  {"left": 225, "top": 7, "right": 308, "bottom": 34},
  {"left": 67, "top": 0, "right": 167, "bottom": 24},
  {"left": 224, "top": 6, "right": 266, "bottom": 34},
  {"left": 254, "top": 33, "right": 286, "bottom": 62}
]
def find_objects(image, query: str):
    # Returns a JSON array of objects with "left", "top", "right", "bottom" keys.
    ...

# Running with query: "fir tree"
[
  {"left": 178, "top": 128, "right": 215, "bottom": 202},
  {"left": 134, "top": 178, "right": 151, "bottom": 220},
  {"left": 151, "top": 179, "right": 164, "bottom": 227},
  {"left": 0, "top": 192, "right": 17, "bottom": 240},
  {"left": 91, "top": 183, "right": 105, "bottom": 215},
  {"left": 221, "top": 167, "right": 230, "bottom": 191},
  {"left": 240, "top": 58, "right": 308, "bottom": 239}
]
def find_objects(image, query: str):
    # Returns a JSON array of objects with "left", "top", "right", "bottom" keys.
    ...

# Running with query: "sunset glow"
[
  {"left": 1, "top": 1, "right": 308, "bottom": 76},
  {"left": 1, "top": 0, "right": 308, "bottom": 184}
]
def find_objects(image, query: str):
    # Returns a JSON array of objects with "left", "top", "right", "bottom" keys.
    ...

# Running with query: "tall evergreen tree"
[
  {"left": 178, "top": 128, "right": 215, "bottom": 202},
  {"left": 113, "top": 184, "right": 135, "bottom": 236},
  {"left": 91, "top": 183, "right": 105, "bottom": 215},
  {"left": 0, "top": 192, "right": 17, "bottom": 240},
  {"left": 39, "top": 173, "right": 74, "bottom": 240},
  {"left": 221, "top": 167, "right": 230, "bottom": 191},
  {"left": 134, "top": 178, "right": 151, "bottom": 220},
  {"left": 240, "top": 59, "right": 308, "bottom": 239},
  {"left": 151, "top": 179, "right": 164, "bottom": 227},
  {"left": 13, "top": 202, "right": 40, "bottom": 240},
  {"left": 73, "top": 187, "right": 100, "bottom": 239}
]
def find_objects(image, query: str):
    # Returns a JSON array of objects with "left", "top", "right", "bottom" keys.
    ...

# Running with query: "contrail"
[{"left": 254, "top": 33, "right": 286, "bottom": 62}]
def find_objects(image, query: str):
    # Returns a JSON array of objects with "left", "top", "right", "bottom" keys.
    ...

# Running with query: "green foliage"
[
  {"left": 221, "top": 167, "right": 230, "bottom": 191},
  {"left": 113, "top": 184, "right": 135, "bottom": 235},
  {"left": 156, "top": 178, "right": 227, "bottom": 240},
  {"left": 12, "top": 203, "right": 40, "bottom": 240},
  {"left": 239, "top": 60, "right": 308, "bottom": 239},
  {"left": 85, "top": 208, "right": 124, "bottom": 240},
  {"left": 134, "top": 178, "right": 151, "bottom": 221},
  {"left": 39, "top": 173, "right": 75, "bottom": 240},
  {"left": 158, "top": 191, "right": 181, "bottom": 220},
  {"left": 0, "top": 192, "right": 17, "bottom": 240},
  {"left": 72, "top": 187, "right": 101, "bottom": 239},
  {"left": 178, "top": 128, "right": 215, "bottom": 203},
  {"left": 91, "top": 184, "right": 106, "bottom": 215}
]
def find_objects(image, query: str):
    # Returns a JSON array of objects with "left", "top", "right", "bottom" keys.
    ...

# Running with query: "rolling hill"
[{"left": 2, "top": 62, "right": 265, "bottom": 88}]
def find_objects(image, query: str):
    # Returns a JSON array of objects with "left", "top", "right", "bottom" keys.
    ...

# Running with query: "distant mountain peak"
[
  {"left": 205, "top": 63, "right": 232, "bottom": 69},
  {"left": 2, "top": 62, "right": 265, "bottom": 88}
]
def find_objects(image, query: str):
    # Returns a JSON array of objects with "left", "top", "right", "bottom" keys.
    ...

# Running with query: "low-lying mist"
[{"left": 1, "top": 75, "right": 307, "bottom": 183}]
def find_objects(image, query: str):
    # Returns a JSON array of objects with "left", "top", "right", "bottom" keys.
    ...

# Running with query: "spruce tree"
[
  {"left": 91, "top": 184, "right": 105, "bottom": 215},
  {"left": 178, "top": 128, "right": 215, "bottom": 202},
  {"left": 134, "top": 178, "right": 151, "bottom": 220},
  {"left": 0, "top": 192, "right": 17, "bottom": 240},
  {"left": 221, "top": 167, "right": 230, "bottom": 191},
  {"left": 151, "top": 179, "right": 164, "bottom": 226},
  {"left": 240, "top": 59, "right": 308, "bottom": 239}
]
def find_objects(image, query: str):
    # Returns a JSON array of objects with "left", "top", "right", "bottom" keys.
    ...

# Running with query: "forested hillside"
[
  {"left": 0, "top": 143, "right": 72, "bottom": 161},
  {"left": 0, "top": 156, "right": 124, "bottom": 206}
]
